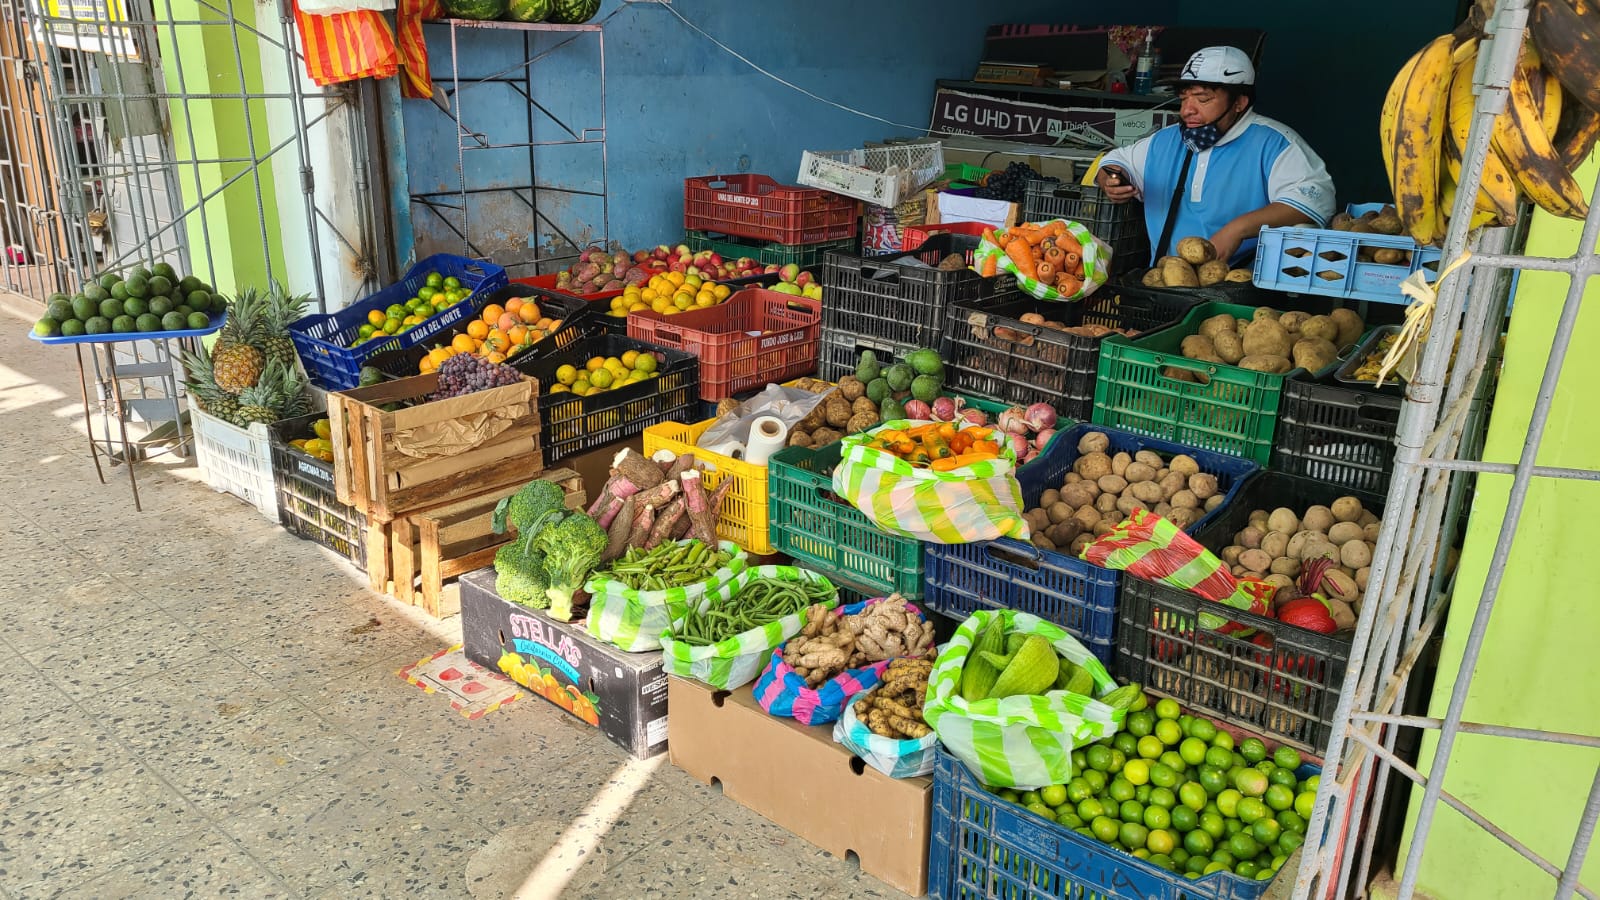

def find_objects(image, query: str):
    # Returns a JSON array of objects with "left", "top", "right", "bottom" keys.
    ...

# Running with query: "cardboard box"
[
  {"left": 460, "top": 568, "right": 669, "bottom": 758},
  {"left": 668, "top": 677, "right": 932, "bottom": 895},
  {"left": 925, "top": 189, "right": 1019, "bottom": 232}
]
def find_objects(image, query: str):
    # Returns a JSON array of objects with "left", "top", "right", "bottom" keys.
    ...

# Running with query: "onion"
[
  {"left": 1024, "top": 402, "right": 1059, "bottom": 432},
  {"left": 931, "top": 397, "right": 957, "bottom": 421},
  {"left": 1007, "top": 432, "right": 1031, "bottom": 455},
  {"left": 903, "top": 399, "right": 932, "bottom": 420},
  {"left": 998, "top": 405, "right": 1031, "bottom": 435},
  {"left": 959, "top": 407, "right": 988, "bottom": 426},
  {"left": 1034, "top": 428, "right": 1056, "bottom": 451}
]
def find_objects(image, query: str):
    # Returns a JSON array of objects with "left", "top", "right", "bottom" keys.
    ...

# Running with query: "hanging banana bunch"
[{"left": 1380, "top": 2, "right": 1600, "bottom": 245}]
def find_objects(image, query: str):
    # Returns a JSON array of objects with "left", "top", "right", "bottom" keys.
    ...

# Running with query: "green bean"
[{"left": 672, "top": 575, "right": 831, "bottom": 646}]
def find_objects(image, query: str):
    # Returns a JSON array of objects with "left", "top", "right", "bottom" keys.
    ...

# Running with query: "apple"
[
  {"left": 674, "top": 244, "right": 691, "bottom": 256},
  {"left": 794, "top": 270, "right": 813, "bottom": 288},
  {"left": 778, "top": 263, "right": 800, "bottom": 283},
  {"left": 736, "top": 256, "right": 754, "bottom": 271},
  {"left": 653, "top": 245, "right": 671, "bottom": 260},
  {"left": 708, "top": 252, "right": 723, "bottom": 268},
  {"left": 763, "top": 264, "right": 780, "bottom": 274},
  {"left": 802, "top": 283, "right": 822, "bottom": 300},
  {"left": 669, "top": 258, "right": 689, "bottom": 273},
  {"left": 771, "top": 281, "right": 802, "bottom": 296},
  {"left": 633, "top": 250, "right": 651, "bottom": 263}
]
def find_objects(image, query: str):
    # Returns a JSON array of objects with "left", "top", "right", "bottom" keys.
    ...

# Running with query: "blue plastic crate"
[
  {"left": 289, "top": 254, "right": 507, "bottom": 389},
  {"left": 1252, "top": 203, "right": 1442, "bottom": 304},
  {"left": 929, "top": 747, "right": 1316, "bottom": 900},
  {"left": 920, "top": 423, "right": 1258, "bottom": 661}
]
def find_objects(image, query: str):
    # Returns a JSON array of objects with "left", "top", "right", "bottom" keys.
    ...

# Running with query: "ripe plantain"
[
  {"left": 1386, "top": 33, "right": 1477, "bottom": 244},
  {"left": 1443, "top": 46, "right": 1519, "bottom": 224},
  {"left": 1491, "top": 43, "right": 1589, "bottom": 220},
  {"left": 1529, "top": 0, "right": 1600, "bottom": 115},
  {"left": 1554, "top": 95, "right": 1600, "bottom": 170}
]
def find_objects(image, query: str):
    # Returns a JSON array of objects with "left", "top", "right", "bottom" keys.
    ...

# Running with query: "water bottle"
[{"left": 1133, "top": 29, "right": 1159, "bottom": 95}]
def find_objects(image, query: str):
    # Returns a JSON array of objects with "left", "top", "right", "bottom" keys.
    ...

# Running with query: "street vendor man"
[{"left": 1095, "top": 45, "right": 1336, "bottom": 266}]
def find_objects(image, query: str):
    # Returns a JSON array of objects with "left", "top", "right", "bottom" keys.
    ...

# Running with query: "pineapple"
[
  {"left": 279, "top": 356, "right": 312, "bottom": 421},
  {"left": 262, "top": 284, "right": 308, "bottom": 371},
  {"left": 234, "top": 358, "right": 289, "bottom": 428},
  {"left": 213, "top": 288, "right": 267, "bottom": 393},
  {"left": 181, "top": 349, "right": 239, "bottom": 423}
]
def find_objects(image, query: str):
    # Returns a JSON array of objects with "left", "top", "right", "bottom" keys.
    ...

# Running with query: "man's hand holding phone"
[{"left": 1096, "top": 165, "right": 1141, "bottom": 203}]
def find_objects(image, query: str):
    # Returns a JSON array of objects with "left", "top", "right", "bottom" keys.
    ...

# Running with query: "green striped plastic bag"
[
  {"left": 659, "top": 566, "right": 838, "bottom": 690},
  {"left": 974, "top": 219, "right": 1111, "bottom": 302},
  {"left": 583, "top": 540, "right": 748, "bottom": 652},
  {"left": 923, "top": 609, "right": 1127, "bottom": 790},
  {"left": 831, "top": 420, "right": 1029, "bottom": 544}
]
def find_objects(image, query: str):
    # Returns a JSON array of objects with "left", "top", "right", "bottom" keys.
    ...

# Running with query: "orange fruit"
[
  {"left": 505, "top": 296, "right": 523, "bottom": 314},
  {"left": 508, "top": 325, "right": 529, "bottom": 345},
  {"left": 518, "top": 302, "right": 542, "bottom": 324},
  {"left": 497, "top": 312, "right": 517, "bottom": 332},
  {"left": 467, "top": 320, "right": 489, "bottom": 340},
  {"left": 486, "top": 351, "right": 507, "bottom": 364},
  {"left": 367, "top": 308, "right": 386, "bottom": 327},
  {"left": 451, "top": 334, "right": 475, "bottom": 353},
  {"left": 480, "top": 303, "right": 504, "bottom": 324}
]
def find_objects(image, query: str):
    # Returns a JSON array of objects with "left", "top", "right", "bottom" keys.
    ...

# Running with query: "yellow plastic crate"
[{"left": 643, "top": 418, "right": 774, "bottom": 555}]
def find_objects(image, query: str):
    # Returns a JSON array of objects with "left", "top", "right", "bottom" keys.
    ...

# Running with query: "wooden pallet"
[{"left": 382, "top": 467, "right": 585, "bottom": 618}]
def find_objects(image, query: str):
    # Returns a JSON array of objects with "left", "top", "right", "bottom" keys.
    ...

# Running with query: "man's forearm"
[{"left": 1219, "top": 202, "right": 1313, "bottom": 247}]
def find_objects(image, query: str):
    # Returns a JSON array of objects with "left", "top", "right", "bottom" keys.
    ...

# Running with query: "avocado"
[
  {"left": 855, "top": 350, "right": 881, "bottom": 384},
  {"left": 885, "top": 363, "right": 914, "bottom": 392},
  {"left": 911, "top": 374, "right": 941, "bottom": 403},
  {"left": 908, "top": 348, "right": 944, "bottom": 377},
  {"left": 880, "top": 397, "right": 906, "bottom": 422},
  {"left": 359, "top": 366, "right": 385, "bottom": 387},
  {"left": 865, "top": 377, "right": 891, "bottom": 405}
]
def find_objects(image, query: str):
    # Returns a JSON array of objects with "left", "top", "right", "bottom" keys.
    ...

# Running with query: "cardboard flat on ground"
[
  {"left": 459, "top": 568, "right": 669, "bottom": 759},
  {"left": 667, "top": 676, "right": 931, "bottom": 896},
  {"left": 396, "top": 644, "right": 522, "bottom": 719}
]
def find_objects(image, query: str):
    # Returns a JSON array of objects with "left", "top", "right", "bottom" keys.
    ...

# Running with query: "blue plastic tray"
[
  {"left": 288, "top": 254, "right": 507, "bottom": 390},
  {"left": 27, "top": 310, "right": 227, "bottom": 346},
  {"left": 1252, "top": 202, "right": 1442, "bottom": 304},
  {"left": 920, "top": 423, "right": 1259, "bottom": 659}
]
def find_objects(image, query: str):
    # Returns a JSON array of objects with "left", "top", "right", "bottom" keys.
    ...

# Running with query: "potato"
[
  {"left": 1177, "top": 236, "right": 1218, "bottom": 265},
  {"left": 1322, "top": 569, "right": 1361, "bottom": 604},
  {"left": 1356, "top": 566, "right": 1371, "bottom": 591},
  {"left": 1040, "top": 488, "right": 1061, "bottom": 508},
  {"left": 1331, "top": 496, "right": 1364, "bottom": 523},
  {"left": 1277, "top": 310, "right": 1310, "bottom": 333},
  {"left": 1060, "top": 483, "right": 1098, "bottom": 510},
  {"left": 1078, "top": 431, "right": 1110, "bottom": 454},
  {"left": 1117, "top": 494, "right": 1147, "bottom": 516},
  {"left": 1095, "top": 492, "right": 1120, "bottom": 513},
  {"left": 1031, "top": 533, "right": 1056, "bottom": 551},
  {"left": 1048, "top": 501, "right": 1074, "bottom": 524},
  {"left": 1142, "top": 267, "right": 1166, "bottom": 287},
  {"left": 810, "top": 427, "right": 842, "bottom": 446},
  {"left": 1134, "top": 450, "right": 1163, "bottom": 469},
  {"left": 1270, "top": 556, "right": 1302, "bottom": 577},
  {"left": 1075, "top": 452, "right": 1112, "bottom": 479},
  {"left": 1221, "top": 545, "right": 1245, "bottom": 566},
  {"left": 1124, "top": 462, "right": 1158, "bottom": 484},
  {"left": 1188, "top": 472, "right": 1219, "bottom": 500},
  {"left": 1098, "top": 474, "right": 1129, "bottom": 494},
  {"left": 1330, "top": 211, "right": 1356, "bottom": 231},
  {"left": 1170, "top": 489, "right": 1200, "bottom": 509},
  {"left": 1096, "top": 516, "right": 1124, "bottom": 535},
  {"left": 1299, "top": 315, "right": 1339, "bottom": 343},
  {"left": 1162, "top": 257, "right": 1200, "bottom": 287},
  {"left": 1131, "top": 481, "right": 1165, "bottom": 504},
  {"left": 1170, "top": 454, "right": 1200, "bottom": 478},
  {"left": 1154, "top": 501, "right": 1175, "bottom": 518},
  {"left": 1225, "top": 268, "right": 1253, "bottom": 283},
  {"left": 1341, "top": 540, "right": 1373, "bottom": 569},
  {"left": 1064, "top": 472, "right": 1082, "bottom": 484},
  {"left": 1181, "top": 334, "right": 1222, "bottom": 362},
  {"left": 1239, "top": 548, "right": 1273, "bottom": 573},
  {"left": 837, "top": 377, "right": 866, "bottom": 402},
  {"left": 1249, "top": 509, "right": 1271, "bottom": 529},
  {"left": 1048, "top": 520, "right": 1083, "bottom": 546},
  {"left": 1261, "top": 531, "right": 1290, "bottom": 559},
  {"left": 1302, "top": 505, "right": 1336, "bottom": 533},
  {"left": 1198, "top": 313, "right": 1238, "bottom": 341},
  {"left": 1264, "top": 573, "right": 1296, "bottom": 593},
  {"left": 1328, "top": 521, "right": 1364, "bottom": 545},
  {"left": 1238, "top": 525, "right": 1264, "bottom": 549},
  {"left": 1363, "top": 522, "right": 1383, "bottom": 543},
  {"left": 1240, "top": 354, "right": 1293, "bottom": 374},
  {"left": 1211, "top": 329, "right": 1246, "bottom": 364},
  {"left": 1070, "top": 533, "right": 1095, "bottom": 556},
  {"left": 1358, "top": 509, "right": 1380, "bottom": 527},
  {"left": 1243, "top": 317, "right": 1293, "bottom": 358},
  {"left": 1370, "top": 210, "right": 1403, "bottom": 235},
  {"left": 1169, "top": 507, "right": 1202, "bottom": 529},
  {"left": 1197, "top": 259, "right": 1229, "bottom": 286},
  {"left": 1075, "top": 505, "right": 1102, "bottom": 530},
  {"left": 824, "top": 396, "right": 852, "bottom": 427},
  {"left": 1329, "top": 307, "right": 1365, "bottom": 347},
  {"left": 1111, "top": 452, "right": 1132, "bottom": 476},
  {"left": 1206, "top": 494, "right": 1224, "bottom": 511},
  {"left": 1293, "top": 338, "right": 1339, "bottom": 372},
  {"left": 1302, "top": 539, "right": 1340, "bottom": 563},
  {"left": 1159, "top": 471, "right": 1188, "bottom": 500},
  {"left": 1268, "top": 508, "right": 1301, "bottom": 535}
]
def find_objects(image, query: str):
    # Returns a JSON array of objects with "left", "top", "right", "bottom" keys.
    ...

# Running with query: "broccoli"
[
  {"left": 493, "top": 478, "right": 569, "bottom": 536},
  {"left": 534, "top": 512, "right": 608, "bottom": 622},
  {"left": 493, "top": 534, "right": 549, "bottom": 608}
]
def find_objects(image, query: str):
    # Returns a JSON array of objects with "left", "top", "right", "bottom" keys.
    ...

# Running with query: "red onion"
[
  {"left": 998, "top": 405, "right": 1030, "bottom": 435},
  {"left": 959, "top": 407, "right": 988, "bottom": 426},
  {"left": 1007, "top": 432, "right": 1031, "bottom": 455},
  {"left": 1024, "top": 402, "right": 1058, "bottom": 432},
  {"left": 903, "top": 399, "right": 932, "bottom": 420},
  {"left": 931, "top": 397, "right": 957, "bottom": 421}
]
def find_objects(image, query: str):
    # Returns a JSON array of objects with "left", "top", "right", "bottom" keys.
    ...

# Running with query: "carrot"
[
  {"left": 1004, "top": 237, "right": 1037, "bottom": 279},
  {"left": 1043, "top": 246, "right": 1065, "bottom": 266},
  {"left": 1036, "top": 260, "right": 1057, "bottom": 282},
  {"left": 1056, "top": 275, "right": 1083, "bottom": 296},
  {"left": 981, "top": 254, "right": 998, "bottom": 277},
  {"left": 981, "top": 228, "right": 999, "bottom": 247},
  {"left": 1056, "top": 233, "right": 1083, "bottom": 257}
]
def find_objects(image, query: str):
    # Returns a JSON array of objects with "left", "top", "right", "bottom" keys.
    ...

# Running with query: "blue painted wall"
[{"left": 399, "top": 0, "right": 1454, "bottom": 271}]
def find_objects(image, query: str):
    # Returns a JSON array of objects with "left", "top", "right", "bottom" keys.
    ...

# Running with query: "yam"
[
  {"left": 1240, "top": 354, "right": 1293, "bottom": 373},
  {"left": 1341, "top": 540, "right": 1372, "bottom": 569},
  {"left": 1171, "top": 489, "right": 1200, "bottom": 509},
  {"left": 1242, "top": 317, "right": 1293, "bottom": 358},
  {"left": 1302, "top": 505, "right": 1336, "bottom": 533},
  {"left": 1170, "top": 454, "right": 1200, "bottom": 477},
  {"left": 846, "top": 411, "right": 879, "bottom": 434},
  {"left": 1329, "top": 308, "right": 1365, "bottom": 347},
  {"left": 1292, "top": 338, "right": 1339, "bottom": 372},
  {"left": 1077, "top": 431, "right": 1110, "bottom": 454},
  {"left": 1111, "top": 452, "right": 1132, "bottom": 477},
  {"left": 1162, "top": 257, "right": 1200, "bottom": 287},
  {"left": 1197, "top": 259, "right": 1229, "bottom": 286},
  {"left": 1331, "top": 496, "right": 1364, "bottom": 523},
  {"left": 1212, "top": 329, "right": 1246, "bottom": 364},
  {"left": 1075, "top": 452, "right": 1113, "bottom": 479},
  {"left": 824, "top": 396, "right": 852, "bottom": 427},
  {"left": 1328, "top": 521, "right": 1364, "bottom": 545},
  {"left": 1177, "top": 236, "right": 1218, "bottom": 265},
  {"left": 1239, "top": 548, "right": 1273, "bottom": 573},
  {"left": 1198, "top": 314, "right": 1238, "bottom": 341},
  {"left": 1188, "top": 472, "right": 1219, "bottom": 500},
  {"left": 1181, "top": 334, "right": 1223, "bottom": 362},
  {"left": 1225, "top": 268, "right": 1253, "bottom": 282},
  {"left": 1098, "top": 474, "right": 1129, "bottom": 494},
  {"left": 1261, "top": 531, "right": 1290, "bottom": 559},
  {"left": 1267, "top": 508, "right": 1301, "bottom": 535},
  {"left": 1124, "top": 462, "right": 1158, "bottom": 484}
]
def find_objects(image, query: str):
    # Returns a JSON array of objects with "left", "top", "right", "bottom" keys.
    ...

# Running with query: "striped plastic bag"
[
  {"left": 583, "top": 540, "right": 747, "bottom": 652},
  {"left": 752, "top": 598, "right": 927, "bottom": 725},
  {"left": 923, "top": 609, "right": 1127, "bottom": 790},
  {"left": 974, "top": 219, "right": 1112, "bottom": 302},
  {"left": 660, "top": 566, "right": 838, "bottom": 690},
  {"left": 291, "top": 0, "right": 398, "bottom": 86},
  {"left": 834, "top": 687, "right": 938, "bottom": 778},
  {"left": 831, "top": 420, "right": 1029, "bottom": 544}
]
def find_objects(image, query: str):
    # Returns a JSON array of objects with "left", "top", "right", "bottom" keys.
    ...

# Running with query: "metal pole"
[{"left": 1556, "top": 765, "right": 1600, "bottom": 900}]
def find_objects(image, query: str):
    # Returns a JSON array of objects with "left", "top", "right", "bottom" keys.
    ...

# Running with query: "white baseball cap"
[{"left": 1177, "top": 46, "right": 1256, "bottom": 86}]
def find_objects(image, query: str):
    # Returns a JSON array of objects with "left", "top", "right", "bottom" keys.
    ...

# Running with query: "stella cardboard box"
[
  {"left": 667, "top": 676, "right": 932, "bottom": 896},
  {"left": 459, "top": 568, "right": 668, "bottom": 759}
]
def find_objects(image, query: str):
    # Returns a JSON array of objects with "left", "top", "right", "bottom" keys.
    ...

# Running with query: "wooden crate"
[
  {"left": 389, "top": 468, "right": 585, "bottom": 618},
  {"left": 327, "top": 373, "right": 544, "bottom": 522}
]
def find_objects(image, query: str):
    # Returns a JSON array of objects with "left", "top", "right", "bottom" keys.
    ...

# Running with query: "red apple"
[{"left": 653, "top": 245, "right": 671, "bottom": 260}]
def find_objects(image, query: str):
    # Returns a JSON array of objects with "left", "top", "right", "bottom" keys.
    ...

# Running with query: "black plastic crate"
[
  {"left": 821, "top": 233, "right": 1021, "bottom": 347},
  {"left": 1272, "top": 379, "right": 1403, "bottom": 495},
  {"left": 267, "top": 413, "right": 366, "bottom": 569},
  {"left": 362, "top": 284, "right": 592, "bottom": 380},
  {"left": 1114, "top": 472, "right": 1382, "bottom": 752},
  {"left": 1023, "top": 179, "right": 1150, "bottom": 275},
  {"left": 815, "top": 326, "right": 924, "bottom": 384},
  {"left": 514, "top": 332, "right": 699, "bottom": 464},
  {"left": 941, "top": 286, "right": 1199, "bottom": 421}
]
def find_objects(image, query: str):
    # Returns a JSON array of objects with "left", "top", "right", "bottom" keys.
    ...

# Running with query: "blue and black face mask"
[{"left": 1180, "top": 122, "right": 1224, "bottom": 153}]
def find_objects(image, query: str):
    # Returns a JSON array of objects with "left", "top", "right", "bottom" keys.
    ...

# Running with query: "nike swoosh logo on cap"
[{"left": 1222, "top": 68, "right": 1244, "bottom": 76}]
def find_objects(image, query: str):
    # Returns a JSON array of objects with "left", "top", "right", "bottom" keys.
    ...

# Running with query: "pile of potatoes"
[
  {"left": 1021, "top": 430, "right": 1226, "bottom": 554},
  {"left": 1166, "top": 305, "right": 1366, "bottom": 380},
  {"left": 1141, "top": 236, "right": 1254, "bottom": 288},
  {"left": 1329, "top": 205, "right": 1416, "bottom": 266},
  {"left": 1220, "top": 498, "right": 1380, "bottom": 607}
]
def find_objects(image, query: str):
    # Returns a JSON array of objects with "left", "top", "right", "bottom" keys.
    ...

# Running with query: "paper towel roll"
[{"left": 744, "top": 415, "right": 788, "bottom": 466}]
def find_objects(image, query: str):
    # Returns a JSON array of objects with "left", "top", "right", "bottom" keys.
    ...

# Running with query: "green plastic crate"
[
  {"left": 683, "top": 231, "right": 859, "bottom": 271},
  {"left": 767, "top": 442, "right": 924, "bottom": 599},
  {"left": 943, "top": 162, "right": 991, "bottom": 189},
  {"left": 1092, "top": 302, "right": 1302, "bottom": 466}
]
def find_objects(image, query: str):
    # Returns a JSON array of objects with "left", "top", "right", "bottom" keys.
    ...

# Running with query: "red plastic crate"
[
  {"left": 684, "top": 174, "right": 858, "bottom": 245},
  {"left": 625, "top": 287, "right": 821, "bottom": 401},
  {"left": 901, "top": 220, "right": 990, "bottom": 250}
]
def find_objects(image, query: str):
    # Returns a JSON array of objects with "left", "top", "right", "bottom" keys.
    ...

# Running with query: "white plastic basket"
[
  {"left": 797, "top": 141, "right": 944, "bottom": 207},
  {"left": 188, "top": 396, "right": 279, "bottom": 522}
]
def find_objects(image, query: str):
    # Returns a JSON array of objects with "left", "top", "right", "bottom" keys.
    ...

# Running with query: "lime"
[
  {"left": 1238, "top": 797, "right": 1270, "bottom": 825},
  {"left": 1072, "top": 749, "right": 1088, "bottom": 772},
  {"left": 175, "top": 305, "right": 193, "bottom": 318},
  {"left": 151, "top": 261, "right": 176, "bottom": 281},
  {"left": 179, "top": 275, "right": 203, "bottom": 294},
  {"left": 122, "top": 297, "right": 147, "bottom": 317},
  {"left": 1180, "top": 737, "right": 1209, "bottom": 767},
  {"left": 1278, "top": 830, "right": 1306, "bottom": 855},
  {"left": 161, "top": 312, "right": 186, "bottom": 330},
  {"left": 1217, "top": 789, "right": 1243, "bottom": 818},
  {"left": 84, "top": 284, "right": 109, "bottom": 303},
  {"left": 1109, "top": 778, "right": 1135, "bottom": 803},
  {"left": 147, "top": 275, "right": 172, "bottom": 297},
  {"left": 1265, "top": 784, "right": 1295, "bottom": 812},
  {"left": 1148, "top": 785, "right": 1176, "bottom": 808},
  {"left": 1303, "top": 775, "right": 1321, "bottom": 794},
  {"left": 1127, "top": 710, "right": 1155, "bottom": 738},
  {"left": 633, "top": 353, "right": 658, "bottom": 374},
  {"left": 1179, "top": 782, "right": 1208, "bottom": 812},
  {"left": 1204, "top": 861, "right": 1230, "bottom": 876},
  {"left": 1135, "top": 784, "right": 1153, "bottom": 804},
  {"left": 110, "top": 281, "right": 129, "bottom": 301},
  {"left": 1041, "top": 784, "right": 1068, "bottom": 807},
  {"left": 1171, "top": 847, "right": 1191, "bottom": 867},
  {"left": 46, "top": 299, "right": 73, "bottom": 321},
  {"left": 1199, "top": 766, "right": 1229, "bottom": 796},
  {"left": 1091, "top": 816, "right": 1120, "bottom": 844},
  {"left": 1205, "top": 747, "right": 1233, "bottom": 770},
  {"left": 136, "top": 313, "right": 162, "bottom": 332},
  {"left": 1155, "top": 719, "right": 1183, "bottom": 746},
  {"left": 1236, "top": 860, "right": 1260, "bottom": 878},
  {"left": 84, "top": 316, "right": 111, "bottom": 334},
  {"left": 1113, "top": 733, "right": 1139, "bottom": 757},
  {"left": 1274, "top": 746, "right": 1303, "bottom": 771},
  {"left": 1160, "top": 751, "right": 1189, "bottom": 774},
  {"left": 128, "top": 265, "right": 150, "bottom": 282},
  {"left": 1147, "top": 828, "right": 1176, "bottom": 856},
  {"left": 99, "top": 298, "right": 124, "bottom": 319},
  {"left": 1148, "top": 851, "right": 1174, "bottom": 871},
  {"left": 47, "top": 291, "right": 69, "bottom": 306},
  {"left": 1082, "top": 770, "right": 1107, "bottom": 793},
  {"left": 996, "top": 787, "right": 1019, "bottom": 802},
  {"left": 1144, "top": 806, "right": 1171, "bottom": 830},
  {"left": 208, "top": 292, "right": 226, "bottom": 310},
  {"left": 1137, "top": 735, "right": 1165, "bottom": 760},
  {"left": 1066, "top": 778, "right": 1092, "bottom": 804},
  {"left": 1058, "top": 812, "right": 1084, "bottom": 829},
  {"left": 425, "top": 272, "right": 443, "bottom": 288},
  {"left": 1240, "top": 738, "right": 1268, "bottom": 763},
  {"left": 124, "top": 273, "right": 149, "bottom": 298},
  {"left": 1187, "top": 855, "right": 1210, "bottom": 875},
  {"left": 1225, "top": 818, "right": 1245, "bottom": 836},
  {"left": 1122, "top": 759, "right": 1150, "bottom": 786},
  {"left": 186, "top": 312, "right": 210, "bottom": 330},
  {"left": 1228, "top": 832, "right": 1262, "bottom": 859},
  {"left": 1077, "top": 797, "right": 1106, "bottom": 821},
  {"left": 33, "top": 317, "right": 60, "bottom": 337},
  {"left": 1256, "top": 868, "right": 1276, "bottom": 881},
  {"left": 1024, "top": 802, "right": 1055, "bottom": 822},
  {"left": 444, "top": 275, "right": 461, "bottom": 289},
  {"left": 414, "top": 288, "right": 435, "bottom": 303},
  {"left": 1087, "top": 745, "right": 1112, "bottom": 771},
  {"left": 1155, "top": 697, "right": 1181, "bottom": 720},
  {"left": 60, "top": 319, "right": 85, "bottom": 336},
  {"left": 149, "top": 297, "right": 173, "bottom": 316},
  {"left": 1185, "top": 828, "right": 1215, "bottom": 856},
  {"left": 1295, "top": 790, "right": 1316, "bottom": 820},
  {"left": 188, "top": 290, "right": 212, "bottom": 311},
  {"left": 1120, "top": 822, "right": 1150, "bottom": 850},
  {"left": 1277, "top": 810, "right": 1307, "bottom": 834},
  {"left": 1212, "top": 730, "right": 1236, "bottom": 752},
  {"left": 1189, "top": 718, "right": 1218, "bottom": 743},
  {"left": 1269, "top": 767, "right": 1299, "bottom": 789},
  {"left": 1129, "top": 690, "right": 1149, "bottom": 712},
  {"left": 1150, "top": 763, "right": 1180, "bottom": 789},
  {"left": 110, "top": 314, "right": 135, "bottom": 333},
  {"left": 1178, "top": 714, "right": 1195, "bottom": 736},
  {"left": 1235, "top": 768, "right": 1269, "bottom": 797},
  {"left": 386, "top": 303, "right": 407, "bottom": 319},
  {"left": 1252, "top": 818, "right": 1282, "bottom": 846},
  {"left": 1211, "top": 849, "right": 1236, "bottom": 868},
  {"left": 1172, "top": 805, "right": 1199, "bottom": 834}
]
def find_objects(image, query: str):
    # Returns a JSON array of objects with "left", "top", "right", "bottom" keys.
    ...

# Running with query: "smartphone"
[{"left": 1102, "top": 166, "right": 1126, "bottom": 186}]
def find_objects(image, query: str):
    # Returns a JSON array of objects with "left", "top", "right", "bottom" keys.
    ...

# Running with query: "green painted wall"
[
  {"left": 1398, "top": 155, "right": 1600, "bottom": 895},
  {"left": 153, "top": 0, "right": 284, "bottom": 295}
]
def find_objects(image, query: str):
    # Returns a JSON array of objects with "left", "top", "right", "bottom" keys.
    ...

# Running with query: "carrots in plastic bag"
[{"left": 1004, "top": 237, "right": 1036, "bottom": 279}]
